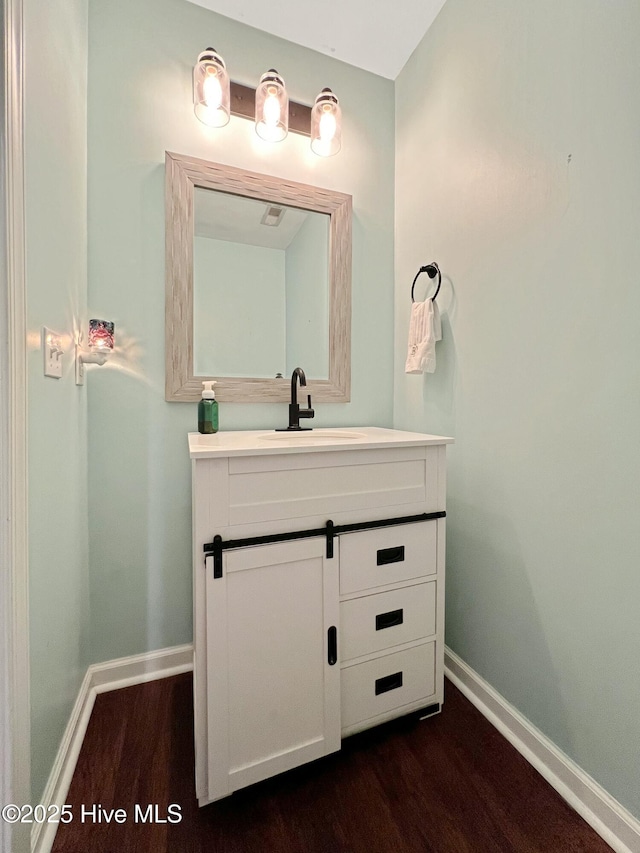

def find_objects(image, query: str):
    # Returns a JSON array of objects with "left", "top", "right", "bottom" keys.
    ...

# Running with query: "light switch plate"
[{"left": 43, "top": 326, "right": 63, "bottom": 378}]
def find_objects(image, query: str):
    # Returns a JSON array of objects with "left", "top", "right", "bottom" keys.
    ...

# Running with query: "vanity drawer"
[
  {"left": 341, "top": 642, "right": 435, "bottom": 730},
  {"left": 340, "top": 582, "right": 436, "bottom": 662},
  {"left": 339, "top": 521, "right": 437, "bottom": 595}
]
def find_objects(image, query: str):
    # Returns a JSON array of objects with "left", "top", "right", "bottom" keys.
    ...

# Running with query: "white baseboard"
[
  {"left": 30, "top": 668, "right": 95, "bottom": 853},
  {"left": 32, "top": 644, "right": 193, "bottom": 853},
  {"left": 445, "top": 646, "right": 640, "bottom": 853},
  {"left": 90, "top": 643, "right": 194, "bottom": 694}
]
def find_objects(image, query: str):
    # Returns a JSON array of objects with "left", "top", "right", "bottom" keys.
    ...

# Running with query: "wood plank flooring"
[{"left": 51, "top": 674, "right": 612, "bottom": 852}]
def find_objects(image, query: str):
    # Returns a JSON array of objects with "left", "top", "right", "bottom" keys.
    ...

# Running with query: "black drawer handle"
[
  {"left": 375, "top": 671, "right": 403, "bottom": 695},
  {"left": 327, "top": 626, "right": 337, "bottom": 666},
  {"left": 375, "top": 608, "right": 404, "bottom": 631},
  {"left": 377, "top": 545, "right": 405, "bottom": 566}
]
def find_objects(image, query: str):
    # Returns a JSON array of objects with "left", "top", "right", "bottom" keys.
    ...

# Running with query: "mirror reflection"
[{"left": 193, "top": 188, "right": 330, "bottom": 380}]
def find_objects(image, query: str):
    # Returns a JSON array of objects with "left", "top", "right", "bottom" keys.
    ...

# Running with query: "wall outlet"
[{"left": 43, "top": 327, "right": 63, "bottom": 378}]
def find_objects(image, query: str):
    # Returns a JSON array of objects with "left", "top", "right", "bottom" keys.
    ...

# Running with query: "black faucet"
[{"left": 277, "top": 367, "right": 315, "bottom": 431}]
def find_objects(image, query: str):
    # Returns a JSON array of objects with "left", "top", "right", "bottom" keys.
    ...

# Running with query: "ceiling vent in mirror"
[{"left": 261, "top": 205, "right": 286, "bottom": 227}]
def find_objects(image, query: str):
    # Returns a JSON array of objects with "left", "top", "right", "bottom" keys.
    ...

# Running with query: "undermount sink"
[{"left": 258, "top": 429, "right": 368, "bottom": 444}]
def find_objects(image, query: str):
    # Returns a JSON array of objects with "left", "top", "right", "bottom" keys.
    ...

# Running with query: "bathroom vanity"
[{"left": 189, "top": 427, "right": 453, "bottom": 805}]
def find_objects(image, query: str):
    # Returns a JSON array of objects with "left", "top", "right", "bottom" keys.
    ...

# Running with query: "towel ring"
[{"left": 411, "top": 262, "right": 441, "bottom": 302}]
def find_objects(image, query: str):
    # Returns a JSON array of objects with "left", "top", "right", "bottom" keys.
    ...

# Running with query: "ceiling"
[
  {"left": 186, "top": 0, "right": 447, "bottom": 80},
  {"left": 194, "top": 188, "right": 321, "bottom": 250}
]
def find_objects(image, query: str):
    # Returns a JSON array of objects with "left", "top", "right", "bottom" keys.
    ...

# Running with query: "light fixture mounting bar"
[{"left": 229, "top": 81, "right": 311, "bottom": 137}]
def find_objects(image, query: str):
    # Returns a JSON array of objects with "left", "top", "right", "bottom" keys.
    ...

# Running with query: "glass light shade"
[
  {"left": 255, "top": 70, "right": 288, "bottom": 142},
  {"left": 193, "top": 48, "right": 230, "bottom": 128},
  {"left": 88, "top": 319, "right": 115, "bottom": 352},
  {"left": 310, "top": 89, "right": 342, "bottom": 157}
]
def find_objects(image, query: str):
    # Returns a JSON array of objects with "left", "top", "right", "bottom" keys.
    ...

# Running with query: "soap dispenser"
[{"left": 198, "top": 381, "right": 219, "bottom": 434}]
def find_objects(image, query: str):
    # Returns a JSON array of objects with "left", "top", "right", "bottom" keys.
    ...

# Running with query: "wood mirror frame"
[{"left": 165, "top": 152, "right": 352, "bottom": 402}]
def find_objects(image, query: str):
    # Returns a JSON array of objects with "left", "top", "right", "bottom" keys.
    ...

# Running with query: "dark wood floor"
[{"left": 52, "top": 674, "right": 612, "bottom": 853}]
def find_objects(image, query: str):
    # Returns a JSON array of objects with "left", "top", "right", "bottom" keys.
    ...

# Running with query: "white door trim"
[{"left": 0, "top": 0, "right": 30, "bottom": 851}]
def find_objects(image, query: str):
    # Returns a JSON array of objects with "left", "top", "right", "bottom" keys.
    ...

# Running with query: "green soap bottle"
[{"left": 198, "top": 381, "right": 219, "bottom": 434}]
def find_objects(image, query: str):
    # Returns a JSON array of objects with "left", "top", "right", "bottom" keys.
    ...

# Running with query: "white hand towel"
[{"left": 405, "top": 300, "right": 442, "bottom": 374}]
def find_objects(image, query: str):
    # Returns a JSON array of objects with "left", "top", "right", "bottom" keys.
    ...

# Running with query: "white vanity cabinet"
[{"left": 189, "top": 427, "right": 453, "bottom": 806}]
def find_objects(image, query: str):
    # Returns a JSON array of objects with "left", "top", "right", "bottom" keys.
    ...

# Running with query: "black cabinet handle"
[
  {"left": 377, "top": 545, "right": 405, "bottom": 566},
  {"left": 327, "top": 626, "right": 337, "bottom": 666},
  {"left": 375, "top": 671, "right": 403, "bottom": 695},
  {"left": 375, "top": 608, "right": 404, "bottom": 631}
]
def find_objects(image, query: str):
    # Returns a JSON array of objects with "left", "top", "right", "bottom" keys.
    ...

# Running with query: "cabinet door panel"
[{"left": 206, "top": 538, "right": 340, "bottom": 800}]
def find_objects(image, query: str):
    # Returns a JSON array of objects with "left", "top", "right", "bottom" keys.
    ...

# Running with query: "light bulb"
[
  {"left": 203, "top": 71, "right": 222, "bottom": 110},
  {"left": 313, "top": 109, "right": 337, "bottom": 156},
  {"left": 319, "top": 108, "right": 337, "bottom": 142},
  {"left": 263, "top": 87, "right": 281, "bottom": 128}
]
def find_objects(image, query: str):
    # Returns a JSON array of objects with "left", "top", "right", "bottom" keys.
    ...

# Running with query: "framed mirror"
[{"left": 165, "top": 152, "right": 352, "bottom": 402}]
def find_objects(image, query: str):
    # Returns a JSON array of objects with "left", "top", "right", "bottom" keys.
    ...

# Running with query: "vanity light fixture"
[
  {"left": 192, "top": 49, "right": 342, "bottom": 155},
  {"left": 310, "top": 88, "right": 342, "bottom": 157},
  {"left": 75, "top": 319, "right": 115, "bottom": 385},
  {"left": 193, "top": 47, "right": 231, "bottom": 128}
]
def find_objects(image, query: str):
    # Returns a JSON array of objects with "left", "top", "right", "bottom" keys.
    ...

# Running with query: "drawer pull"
[
  {"left": 376, "top": 545, "right": 405, "bottom": 566},
  {"left": 375, "top": 671, "right": 403, "bottom": 695},
  {"left": 327, "top": 626, "right": 337, "bottom": 666},
  {"left": 375, "top": 608, "right": 404, "bottom": 631}
]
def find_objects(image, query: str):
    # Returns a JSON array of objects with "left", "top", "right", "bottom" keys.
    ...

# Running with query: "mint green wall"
[
  {"left": 193, "top": 237, "right": 286, "bottom": 377},
  {"left": 86, "top": 0, "right": 395, "bottom": 662},
  {"left": 285, "top": 213, "right": 329, "bottom": 378},
  {"left": 24, "top": 0, "right": 89, "bottom": 801},
  {"left": 394, "top": 0, "right": 640, "bottom": 818}
]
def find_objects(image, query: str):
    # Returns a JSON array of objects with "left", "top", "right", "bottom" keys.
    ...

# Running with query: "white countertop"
[{"left": 188, "top": 426, "right": 454, "bottom": 459}]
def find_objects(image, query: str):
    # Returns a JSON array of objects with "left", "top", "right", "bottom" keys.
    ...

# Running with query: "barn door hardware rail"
[{"left": 203, "top": 511, "right": 446, "bottom": 578}]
